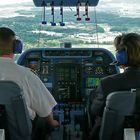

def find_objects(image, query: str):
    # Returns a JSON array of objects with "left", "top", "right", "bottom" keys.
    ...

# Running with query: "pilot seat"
[
  {"left": 0, "top": 81, "right": 32, "bottom": 140},
  {"left": 100, "top": 89, "right": 140, "bottom": 140}
]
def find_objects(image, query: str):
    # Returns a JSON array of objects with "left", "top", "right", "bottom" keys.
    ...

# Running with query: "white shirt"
[{"left": 0, "top": 57, "right": 57, "bottom": 120}]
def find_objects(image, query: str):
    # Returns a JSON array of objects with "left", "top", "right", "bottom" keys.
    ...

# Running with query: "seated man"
[
  {"left": 89, "top": 33, "right": 140, "bottom": 140},
  {"left": 0, "top": 27, "right": 59, "bottom": 139}
]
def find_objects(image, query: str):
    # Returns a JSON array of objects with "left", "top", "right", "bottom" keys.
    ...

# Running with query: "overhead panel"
[{"left": 33, "top": 0, "right": 99, "bottom": 7}]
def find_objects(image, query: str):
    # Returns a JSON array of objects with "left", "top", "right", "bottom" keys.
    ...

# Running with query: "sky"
[
  {"left": 0, "top": 0, "right": 139, "bottom": 5},
  {"left": 0, "top": 0, "right": 113, "bottom": 5},
  {"left": 0, "top": 0, "right": 31, "bottom": 5}
]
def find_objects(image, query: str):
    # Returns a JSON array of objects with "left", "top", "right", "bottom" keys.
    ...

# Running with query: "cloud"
[{"left": 0, "top": 0, "right": 31, "bottom": 5}]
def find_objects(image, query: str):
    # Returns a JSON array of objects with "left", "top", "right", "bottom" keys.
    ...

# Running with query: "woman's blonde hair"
[{"left": 114, "top": 33, "right": 140, "bottom": 67}]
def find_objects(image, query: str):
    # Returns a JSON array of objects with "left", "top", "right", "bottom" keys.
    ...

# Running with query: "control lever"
[
  {"left": 63, "top": 126, "right": 67, "bottom": 140},
  {"left": 74, "top": 115, "right": 83, "bottom": 129},
  {"left": 62, "top": 107, "right": 71, "bottom": 125},
  {"left": 75, "top": 124, "right": 80, "bottom": 138},
  {"left": 83, "top": 1, "right": 90, "bottom": 21},
  {"left": 41, "top": 0, "right": 47, "bottom": 24},
  {"left": 50, "top": 0, "right": 56, "bottom": 26},
  {"left": 75, "top": 0, "right": 81, "bottom": 21},
  {"left": 59, "top": 0, "right": 65, "bottom": 26},
  {"left": 42, "top": 5, "right": 47, "bottom": 24}
]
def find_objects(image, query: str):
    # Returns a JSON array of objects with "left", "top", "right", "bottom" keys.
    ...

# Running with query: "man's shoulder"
[
  {"left": 30, "top": 69, "right": 39, "bottom": 76},
  {"left": 17, "top": 65, "right": 31, "bottom": 72},
  {"left": 16, "top": 64, "right": 36, "bottom": 76},
  {"left": 100, "top": 72, "right": 130, "bottom": 90}
]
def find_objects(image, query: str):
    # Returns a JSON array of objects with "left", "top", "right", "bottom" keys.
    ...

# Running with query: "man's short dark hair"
[
  {"left": 0, "top": 27, "right": 15, "bottom": 42},
  {"left": 0, "top": 27, "right": 15, "bottom": 55}
]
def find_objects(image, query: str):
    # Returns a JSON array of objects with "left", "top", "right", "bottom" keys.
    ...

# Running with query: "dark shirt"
[{"left": 90, "top": 67, "right": 140, "bottom": 139}]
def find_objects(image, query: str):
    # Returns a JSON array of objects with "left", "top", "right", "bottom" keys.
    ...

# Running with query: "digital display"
[
  {"left": 54, "top": 64, "right": 81, "bottom": 102},
  {"left": 56, "top": 68, "right": 69, "bottom": 81},
  {"left": 86, "top": 77, "right": 100, "bottom": 88},
  {"left": 56, "top": 67, "right": 78, "bottom": 81}
]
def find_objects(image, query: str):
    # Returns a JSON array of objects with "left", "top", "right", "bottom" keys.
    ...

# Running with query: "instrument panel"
[
  {"left": 17, "top": 48, "right": 119, "bottom": 102},
  {"left": 17, "top": 48, "right": 119, "bottom": 140}
]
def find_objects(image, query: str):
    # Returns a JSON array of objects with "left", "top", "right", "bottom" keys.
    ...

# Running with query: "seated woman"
[{"left": 89, "top": 33, "right": 140, "bottom": 140}]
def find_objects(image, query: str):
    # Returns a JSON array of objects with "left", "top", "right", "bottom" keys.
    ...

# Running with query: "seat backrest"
[
  {"left": 0, "top": 81, "right": 32, "bottom": 140},
  {"left": 99, "top": 90, "right": 136, "bottom": 140}
]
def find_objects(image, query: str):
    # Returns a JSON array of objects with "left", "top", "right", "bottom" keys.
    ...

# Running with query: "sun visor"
[{"left": 33, "top": 0, "right": 99, "bottom": 7}]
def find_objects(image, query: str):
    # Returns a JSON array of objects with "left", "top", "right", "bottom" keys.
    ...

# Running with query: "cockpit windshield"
[{"left": 0, "top": 0, "right": 139, "bottom": 55}]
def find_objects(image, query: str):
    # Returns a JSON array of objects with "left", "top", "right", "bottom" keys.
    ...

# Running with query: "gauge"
[
  {"left": 106, "top": 66, "right": 114, "bottom": 75},
  {"left": 95, "top": 56, "right": 104, "bottom": 64},
  {"left": 95, "top": 67, "right": 104, "bottom": 75},
  {"left": 85, "top": 66, "right": 94, "bottom": 74}
]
